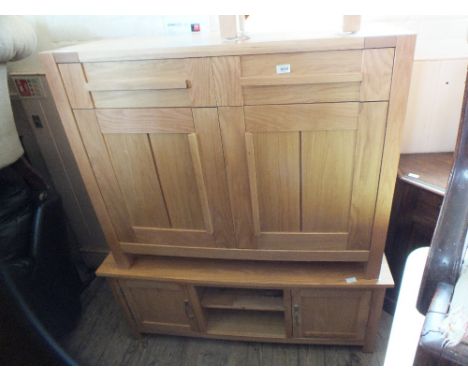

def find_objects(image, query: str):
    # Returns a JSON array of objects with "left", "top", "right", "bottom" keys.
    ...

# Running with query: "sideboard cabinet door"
[
  {"left": 219, "top": 102, "right": 388, "bottom": 255},
  {"left": 73, "top": 107, "right": 236, "bottom": 249},
  {"left": 291, "top": 289, "right": 371, "bottom": 341}
]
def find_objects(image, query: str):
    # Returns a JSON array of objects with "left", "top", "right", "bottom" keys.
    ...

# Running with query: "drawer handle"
[
  {"left": 293, "top": 304, "right": 300, "bottom": 327},
  {"left": 184, "top": 299, "right": 195, "bottom": 320},
  {"left": 86, "top": 78, "right": 189, "bottom": 92},
  {"left": 240, "top": 72, "right": 363, "bottom": 87}
]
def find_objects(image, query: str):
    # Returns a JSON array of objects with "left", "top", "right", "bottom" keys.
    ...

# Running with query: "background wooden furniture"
[
  {"left": 40, "top": 30, "right": 415, "bottom": 348},
  {"left": 9, "top": 75, "right": 108, "bottom": 268},
  {"left": 384, "top": 152, "right": 453, "bottom": 313}
]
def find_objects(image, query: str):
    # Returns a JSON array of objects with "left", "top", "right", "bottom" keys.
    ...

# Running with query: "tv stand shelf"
[{"left": 200, "top": 287, "right": 284, "bottom": 312}]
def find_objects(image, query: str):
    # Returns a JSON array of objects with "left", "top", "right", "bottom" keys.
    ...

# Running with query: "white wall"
[
  {"left": 7, "top": 15, "right": 468, "bottom": 153},
  {"left": 365, "top": 16, "right": 468, "bottom": 153}
]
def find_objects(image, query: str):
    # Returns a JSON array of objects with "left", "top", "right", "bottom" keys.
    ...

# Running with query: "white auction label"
[{"left": 276, "top": 64, "right": 291, "bottom": 74}]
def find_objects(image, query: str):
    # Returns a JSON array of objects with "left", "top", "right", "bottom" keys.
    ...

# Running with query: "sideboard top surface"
[{"left": 43, "top": 25, "right": 414, "bottom": 63}]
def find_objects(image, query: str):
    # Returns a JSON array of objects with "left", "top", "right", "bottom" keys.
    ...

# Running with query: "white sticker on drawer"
[{"left": 276, "top": 64, "right": 291, "bottom": 74}]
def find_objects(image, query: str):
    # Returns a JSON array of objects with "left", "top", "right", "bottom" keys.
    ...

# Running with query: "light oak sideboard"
[{"left": 40, "top": 31, "right": 415, "bottom": 350}]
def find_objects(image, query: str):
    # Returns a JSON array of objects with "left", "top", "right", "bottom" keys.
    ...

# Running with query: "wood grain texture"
[
  {"left": 245, "top": 133, "right": 261, "bottom": 235},
  {"left": 86, "top": 78, "right": 188, "bottom": 91},
  {"left": 83, "top": 59, "right": 187, "bottom": 82},
  {"left": 133, "top": 227, "right": 217, "bottom": 247},
  {"left": 39, "top": 53, "right": 131, "bottom": 267},
  {"left": 58, "top": 63, "right": 93, "bottom": 109},
  {"left": 97, "top": 254, "right": 393, "bottom": 288},
  {"left": 244, "top": 103, "right": 360, "bottom": 133},
  {"left": 243, "top": 82, "right": 361, "bottom": 105},
  {"left": 119, "top": 242, "right": 370, "bottom": 263},
  {"left": 211, "top": 56, "right": 243, "bottom": 106},
  {"left": 149, "top": 133, "right": 204, "bottom": 230},
  {"left": 96, "top": 108, "right": 194, "bottom": 134},
  {"left": 188, "top": 133, "right": 214, "bottom": 233},
  {"left": 253, "top": 132, "right": 300, "bottom": 232},
  {"left": 91, "top": 89, "right": 193, "bottom": 109},
  {"left": 364, "top": 36, "right": 397, "bottom": 49},
  {"left": 73, "top": 110, "right": 137, "bottom": 241},
  {"left": 360, "top": 48, "right": 394, "bottom": 101},
  {"left": 240, "top": 50, "right": 362, "bottom": 77},
  {"left": 192, "top": 108, "right": 237, "bottom": 248},
  {"left": 218, "top": 107, "right": 257, "bottom": 248},
  {"left": 366, "top": 35, "right": 416, "bottom": 278},
  {"left": 240, "top": 72, "right": 362, "bottom": 87},
  {"left": 302, "top": 130, "right": 356, "bottom": 232},
  {"left": 187, "top": 57, "right": 216, "bottom": 106},
  {"left": 257, "top": 232, "right": 348, "bottom": 250},
  {"left": 104, "top": 133, "right": 171, "bottom": 228},
  {"left": 347, "top": 102, "right": 388, "bottom": 250}
]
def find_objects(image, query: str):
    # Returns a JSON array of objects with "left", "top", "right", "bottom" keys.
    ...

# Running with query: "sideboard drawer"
[
  {"left": 59, "top": 58, "right": 216, "bottom": 109},
  {"left": 240, "top": 49, "right": 394, "bottom": 105}
]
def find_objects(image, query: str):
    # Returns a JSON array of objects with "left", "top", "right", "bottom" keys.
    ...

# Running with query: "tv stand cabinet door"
[
  {"left": 119, "top": 280, "right": 199, "bottom": 333},
  {"left": 291, "top": 288, "right": 371, "bottom": 342}
]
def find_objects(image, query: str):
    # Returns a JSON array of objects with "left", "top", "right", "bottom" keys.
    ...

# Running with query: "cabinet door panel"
[
  {"left": 149, "top": 133, "right": 205, "bottom": 230},
  {"left": 220, "top": 102, "right": 387, "bottom": 254},
  {"left": 302, "top": 130, "right": 355, "bottom": 232},
  {"left": 251, "top": 132, "right": 300, "bottom": 232},
  {"left": 292, "top": 289, "right": 371, "bottom": 340},
  {"left": 75, "top": 108, "right": 235, "bottom": 248},
  {"left": 120, "top": 280, "right": 197, "bottom": 333},
  {"left": 105, "top": 133, "right": 171, "bottom": 228}
]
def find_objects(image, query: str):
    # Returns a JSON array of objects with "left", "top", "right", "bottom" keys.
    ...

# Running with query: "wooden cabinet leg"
[{"left": 362, "top": 289, "right": 386, "bottom": 353}]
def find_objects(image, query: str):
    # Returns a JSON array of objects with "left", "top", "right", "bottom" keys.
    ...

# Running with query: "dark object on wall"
[
  {"left": 0, "top": 158, "right": 83, "bottom": 363},
  {"left": 383, "top": 152, "right": 453, "bottom": 314}
]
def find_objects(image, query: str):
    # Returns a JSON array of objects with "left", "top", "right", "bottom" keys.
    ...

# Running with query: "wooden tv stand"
[
  {"left": 40, "top": 29, "right": 415, "bottom": 351},
  {"left": 97, "top": 255, "right": 393, "bottom": 351}
]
